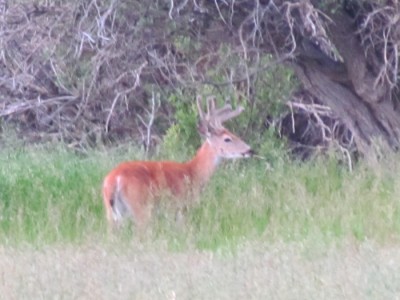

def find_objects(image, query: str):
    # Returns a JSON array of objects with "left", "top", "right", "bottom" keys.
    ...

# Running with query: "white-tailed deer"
[{"left": 102, "top": 95, "right": 253, "bottom": 228}]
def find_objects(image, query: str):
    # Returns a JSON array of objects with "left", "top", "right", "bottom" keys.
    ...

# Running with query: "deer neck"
[{"left": 187, "top": 140, "right": 221, "bottom": 186}]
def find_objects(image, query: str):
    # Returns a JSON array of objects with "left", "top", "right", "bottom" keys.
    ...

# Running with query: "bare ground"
[{"left": 0, "top": 239, "right": 399, "bottom": 299}]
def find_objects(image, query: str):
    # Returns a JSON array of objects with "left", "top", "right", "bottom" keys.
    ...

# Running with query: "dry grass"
[
  {"left": 1, "top": 240, "right": 399, "bottom": 299},
  {"left": 2, "top": 144, "right": 400, "bottom": 298}
]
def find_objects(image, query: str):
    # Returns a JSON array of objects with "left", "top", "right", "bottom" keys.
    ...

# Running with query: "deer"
[{"left": 102, "top": 95, "right": 253, "bottom": 228}]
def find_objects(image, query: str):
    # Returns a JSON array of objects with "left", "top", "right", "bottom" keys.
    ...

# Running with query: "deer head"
[{"left": 196, "top": 95, "right": 253, "bottom": 159}]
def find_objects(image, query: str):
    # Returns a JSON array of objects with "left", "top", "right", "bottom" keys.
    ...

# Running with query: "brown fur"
[{"left": 102, "top": 102, "right": 253, "bottom": 228}]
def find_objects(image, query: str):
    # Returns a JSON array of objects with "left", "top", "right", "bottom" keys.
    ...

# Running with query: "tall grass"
[
  {"left": 1, "top": 143, "right": 400, "bottom": 249},
  {"left": 0, "top": 143, "right": 139, "bottom": 245}
]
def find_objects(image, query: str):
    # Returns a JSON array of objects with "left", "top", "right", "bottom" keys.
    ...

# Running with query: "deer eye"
[{"left": 224, "top": 137, "right": 232, "bottom": 143}]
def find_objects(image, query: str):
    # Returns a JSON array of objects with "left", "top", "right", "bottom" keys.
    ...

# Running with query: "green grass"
[
  {"left": 0, "top": 144, "right": 137, "bottom": 245},
  {"left": 2, "top": 143, "right": 400, "bottom": 299},
  {"left": 1, "top": 143, "right": 400, "bottom": 249}
]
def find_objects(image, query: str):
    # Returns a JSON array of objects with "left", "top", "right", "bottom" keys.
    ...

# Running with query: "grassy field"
[{"left": 1, "top": 143, "right": 400, "bottom": 298}]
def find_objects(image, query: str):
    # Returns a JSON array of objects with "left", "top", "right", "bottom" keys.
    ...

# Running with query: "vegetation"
[
  {"left": 2, "top": 141, "right": 400, "bottom": 297},
  {"left": 1, "top": 0, "right": 400, "bottom": 298},
  {"left": 1, "top": 141, "right": 400, "bottom": 248},
  {"left": 2, "top": 1, "right": 399, "bottom": 160}
]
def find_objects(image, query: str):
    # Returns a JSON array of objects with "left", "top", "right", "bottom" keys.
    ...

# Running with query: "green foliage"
[
  {"left": 258, "top": 127, "right": 288, "bottom": 167},
  {"left": 168, "top": 93, "right": 199, "bottom": 147},
  {"left": 159, "top": 60, "right": 296, "bottom": 161},
  {"left": 2, "top": 144, "right": 400, "bottom": 249},
  {"left": 0, "top": 143, "right": 143, "bottom": 245},
  {"left": 187, "top": 46, "right": 296, "bottom": 147},
  {"left": 161, "top": 124, "right": 191, "bottom": 160},
  {"left": 174, "top": 35, "right": 200, "bottom": 54},
  {"left": 0, "top": 147, "right": 96, "bottom": 244},
  {"left": 159, "top": 93, "right": 200, "bottom": 160}
]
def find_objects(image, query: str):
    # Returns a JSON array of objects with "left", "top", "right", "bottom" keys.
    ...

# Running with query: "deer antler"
[{"left": 196, "top": 95, "right": 244, "bottom": 134}]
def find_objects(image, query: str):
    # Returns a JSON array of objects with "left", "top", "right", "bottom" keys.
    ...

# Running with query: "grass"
[
  {"left": 2, "top": 240, "right": 400, "bottom": 299},
  {"left": 1, "top": 143, "right": 400, "bottom": 298},
  {"left": 1, "top": 142, "right": 400, "bottom": 249},
  {"left": 0, "top": 143, "right": 120, "bottom": 245}
]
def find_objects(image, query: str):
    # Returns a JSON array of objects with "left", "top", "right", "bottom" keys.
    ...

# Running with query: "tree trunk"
[
  {"left": 292, "top": 7, "right": 400, "bottom": 159},
  {"left": 188, "top": 0, "right": 400, "bottom": 159}
]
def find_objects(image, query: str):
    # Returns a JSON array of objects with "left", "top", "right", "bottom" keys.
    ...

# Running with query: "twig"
[{"left": 137, "top": 91, "right": 160, "bottom": 155}]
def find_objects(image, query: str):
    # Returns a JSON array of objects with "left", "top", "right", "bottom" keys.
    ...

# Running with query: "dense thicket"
[
  {"left": 1, "top": 0, "right": 398, "bottom": 163},
  {"left": 0, "top": 0, "right": 292, "bottom": 152},
  {"left": 183, "top": 0, "right": 400, "bottom": 161}
]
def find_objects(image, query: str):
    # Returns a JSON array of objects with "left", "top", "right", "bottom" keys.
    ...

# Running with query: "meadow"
[{"left": 1, "top": 142, "right": 400, "bottom": 298}]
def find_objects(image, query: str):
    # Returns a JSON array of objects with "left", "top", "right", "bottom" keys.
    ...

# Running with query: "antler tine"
[
  {"left": 218, "top": 106, "right": 245, "bottom": 123},
  {"left": 214, "top": 104, "right": 233, "bottom": 117},
  {"left": 197, "top": 95, "right": 244, "bottom": 132},
  {"left": 196, "top": 95, "right": 205, "bottom": 120},
  {"left": 209, "top": 96, "right": 244, "bottom": 126},
  {"left": 206, "top": 96, "right": 216, "bottom": 116},
  {"left": 204, "top": 95, "right": 231, "bottom": 116},
  {"left": 206, "top": 96, "right": 224, "bottom": 129}
]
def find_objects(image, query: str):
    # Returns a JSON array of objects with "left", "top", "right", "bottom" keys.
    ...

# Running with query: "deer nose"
[
  {"left": 244, "top": 149, "right": 256, "bottom": 157},
  {"left": 249, "top": 149, "right": 256, "bottom": 156}
]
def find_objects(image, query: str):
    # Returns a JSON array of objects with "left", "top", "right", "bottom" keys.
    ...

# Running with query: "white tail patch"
[{"left": 111, "top": 176, "right": 129, "bottom": 222}]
